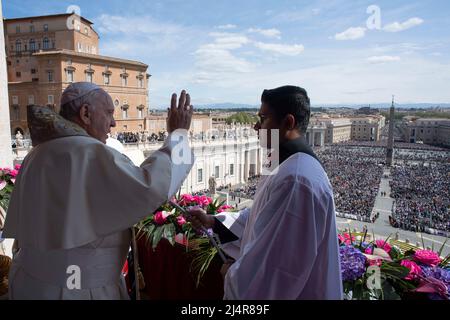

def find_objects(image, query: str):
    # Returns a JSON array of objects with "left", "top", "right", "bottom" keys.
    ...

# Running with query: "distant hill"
[{"left": 155, "top": 102, "right": 450, "bottom": 110}]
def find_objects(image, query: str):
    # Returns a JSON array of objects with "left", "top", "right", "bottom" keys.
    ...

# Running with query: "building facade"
[
  {"left": 402, "top": 118, "right": 450, "bottom": 148},
  {"left": 0, "top": 0, "right": 13, "bottom": 168},
  {"left": 4, "top": 13, "right": 150, "bottom": 135}
]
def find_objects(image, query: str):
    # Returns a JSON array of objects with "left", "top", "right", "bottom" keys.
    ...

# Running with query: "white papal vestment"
[{"left": 3, "top": 131, "right": 193, "bottom": 299}]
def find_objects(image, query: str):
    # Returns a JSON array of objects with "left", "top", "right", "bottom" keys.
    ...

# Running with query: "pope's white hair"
[{"left": 59, "top": 82, "right": 104, "bottom": 120}]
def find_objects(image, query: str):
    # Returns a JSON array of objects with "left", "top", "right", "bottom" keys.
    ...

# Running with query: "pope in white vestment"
[{"left": 3, "top": 84, "right": 194, "bottom": 299}]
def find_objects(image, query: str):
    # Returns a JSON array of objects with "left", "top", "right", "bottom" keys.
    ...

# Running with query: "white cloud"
[
  {"left": 247, "top": 28, "right": 281, "bottom": 39},
  {"left": 254, "top": 42, "right": 305, "bottom": 56},
  {"left": 193, "top": 32, "right": 253, "bottom": 83},
  {"left": 206, "top": 32, "right": 249, "bottom": 50},
  {"left": 383, "top": 17, "right": 424, "bottom": 32},
  {"left": 367, "top": 55, "right": 401, "bottom": 64},
  {"left": 96, "top": 14, "right": 195, "bottom": 56},
  {"left": 216, "top": 24, "right": 237, "bottom": 30},
  {"left": 334, "top": 27, "right": 366, "bottom": 40}
]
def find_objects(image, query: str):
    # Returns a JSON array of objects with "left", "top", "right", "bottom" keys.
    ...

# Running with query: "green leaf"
[
  {"left": 164, "top": 223, "right": 176, "bottom": 246},
  {"left": 438, "top": 238, "right": 448, "bottom": 258},
  {"left": 152, "top": 225, "right": 164, "bottom": 250},
  {"left": 381, "top": 279, "right": 401, "bottom": 300},
  {"left": 381, "top": 262, "right": 410, "bottom": 279}
]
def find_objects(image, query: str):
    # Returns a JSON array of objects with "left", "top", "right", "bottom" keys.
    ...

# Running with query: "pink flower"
[
  {"left": 14, "top": 164, "right": 21, "bottom": 171},
  {"left": 375, "top": 240, "right": 392, "bottom": 253},
  {"left": 415, "top": 277, "right": 449, "bottom": 298},
  {"left": 154, "top": 211, "right": 171, "bottom": 225},
  {"left": 401, "top": 260, "right": 422, "bottom": 280},
  {"left": 368, "top": 258, "right": 382, "bottom": 267},
  {"left": 179, "top": 194, "right": 195, "bottom": 206},
  {"left": 338, "top": 234, "right": 345, "bottom": 244},
  {"left": 9, "top": 170, "right": 18, "bottom": 178},
  {"left": 193, "top": 195, "right": 212, "bottom": 207},
  {"left": 176, "top": 215, "right": 186, "bottom": 226},
  {"left": 365, "top": 247, "right": 374, "bottom": 254},
  {"left": 174, "top": 233, "right": 188, "bottom": 246},
  {"left": 414, "top": 250, "right": 441, "bottom": 267},
  {"left": 217, "top": 205, "right": 233, "bottom": 213}
]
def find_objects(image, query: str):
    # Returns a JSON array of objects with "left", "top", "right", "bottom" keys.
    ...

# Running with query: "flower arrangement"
[
  {"left": 136, "top": 193, "right": 235, "bottom": 286},
  {"left": 338, "top": 230, "right": 450, "bottom": 300},
  {"left": 136, "top": 193, "right": 233, "bottom": 250},
  {"left": 0, "top": 165, "right": 21, "bottom": 211}
]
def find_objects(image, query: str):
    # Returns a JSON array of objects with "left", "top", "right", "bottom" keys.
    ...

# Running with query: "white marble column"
[{"left": 0, "top": 0, "right": 13, "bottom": 168}]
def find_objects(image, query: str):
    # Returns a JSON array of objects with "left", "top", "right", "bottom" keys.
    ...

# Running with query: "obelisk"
[
  {"left": 0, "top": 0, "right": 13, "bottom": 168},
  {"left": 386, "top": 96, "right": 395, "bottom": 166}
]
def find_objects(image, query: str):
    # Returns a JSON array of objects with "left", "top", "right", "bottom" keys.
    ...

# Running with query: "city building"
[
  {"left": 402, "top": 118, "right": 450, "bottom": 148},
  {"left": 350, "top": 115, "right": 385, "bottom": 142},
  {"left": 4, "top": 13, "right": 150, "bottom": 135}
]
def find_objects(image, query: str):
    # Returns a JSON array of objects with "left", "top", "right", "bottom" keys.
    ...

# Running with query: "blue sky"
[{"left": 4, "top": 0, "right": 450, "bottom": 107}]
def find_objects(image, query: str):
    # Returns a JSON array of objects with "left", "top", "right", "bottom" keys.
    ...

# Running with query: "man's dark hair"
[{"left": 261, "top": 85, "right": 310, "bottom": 134}]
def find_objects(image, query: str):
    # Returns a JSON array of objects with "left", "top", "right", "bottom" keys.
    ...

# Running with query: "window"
[
  {"left": 44, "top": 24, "right": 48, "bottom": 32},
  {"left": 12, "top": 96, "right": 19, "bottom": 105},
  {"left": 77, "top": 42, "right": 82, "bottom": 52},
  {"left": 16, "top": 26, "right": 20, "bottom": 33},
  {"left": 31, "top": 68, "right": 36, "bottom": 74},
  {"left": 229, "top": 164, "right": 234, "bottom": 176},
  {"left": 41, "top": 37, "right": 49, "bottom": 49},
  {"left": 16, "top": 72, "right": 21, "bottom": 78},
  {"left": 86, "top": 72, "right": 93, "bottom": 83},
  {"left": 215, "top": 166, "right": 220, "bottom": 178},
  {"left": 47, "top": 71, "right": 54, "bottom": 82},
  {"left": 104, "top": 74, "right": 111, "bottom": 85},
  {"left": 121, "top": 76, "right": 128, "bottom": 87},
  {"left": 67, "top": 70, "right": 74, "bottom": 82},
  {"left": 15, "top": 40, "right": 21, "bottom": 53},
  {"left": 122, "top": 108, "right": 128, "bottom": 119},
  {"left": 84, "top": 27, "right": 88, "bottom": 35},
  {"left": 13, "top": 106, "right": 20, "bottom": 121},
  {"left": 197, "top": 168, "right": 203, "bottom": 183},
  {"left": 28, "top": 95, "right": 35, "bottom": 105},
  {"left": 29, "top": 39, "right": 36, "bottom": 51},
  {"left": 30, "top": 25, "right": 35, "bottom": 33},
  {"left": 138, "top": 108, "right": 143, "bottom": 118},
  {"left": 138, "top": 78, "right": 144, "bottom": 88},
  {"left": 123, "top": 125, "right": 128, "bottom": 131},
  {"left": 48, "top": 95, "right": 54, "bottom": 105}
]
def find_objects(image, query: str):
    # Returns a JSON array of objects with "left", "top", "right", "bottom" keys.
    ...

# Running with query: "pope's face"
[{"left": 87, "top": 92, "right": 116, "bottom": 144}]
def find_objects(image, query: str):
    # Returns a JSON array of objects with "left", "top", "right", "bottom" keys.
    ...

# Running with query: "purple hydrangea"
[
  {"left": 339, "top": 245, "right": 367, "bottom": 281},
  {"left": 419, "top": 265, "right": 450, "bottom": 296}
]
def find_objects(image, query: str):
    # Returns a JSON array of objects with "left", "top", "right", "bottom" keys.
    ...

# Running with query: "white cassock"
[
  {"left": 3, "top": 130, "right": 193, "bottom": 299},
  {"left": 218, "top": 152, "right": 343, "bottom": 300}
]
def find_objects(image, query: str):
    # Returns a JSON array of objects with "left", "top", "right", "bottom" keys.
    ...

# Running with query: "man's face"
[
  {"left": 86, "top": 91, "right": 116, "bottom": 144},
  {"left": 254, "top": 102, "right": 281, "bottom": 149}
]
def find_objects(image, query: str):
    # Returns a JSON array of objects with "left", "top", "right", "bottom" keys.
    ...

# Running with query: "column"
[{"left": 0, "top": 0, "right": 13, "bottom": 168}]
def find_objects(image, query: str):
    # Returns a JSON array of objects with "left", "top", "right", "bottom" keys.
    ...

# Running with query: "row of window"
[
  {"left": 15, "top": 24, "right": 48, "bottom": 34},
  {"left": 14, "top": 24, "right": 89, "bottom": 35},
  {"left": 14, "top": 38, "right": 54, "bottom": 52},
  {"left": 196, "top": 164, "right": 235, "bottom": 183},
  {"left": 119, "top": 107, "right": 145, "bottom": 120},
  {"left": 11, "top": 95, "right": 54, "bottom": 106},
  {"left": 65, "top": 70, "right": 145, "bottom": 87}
]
